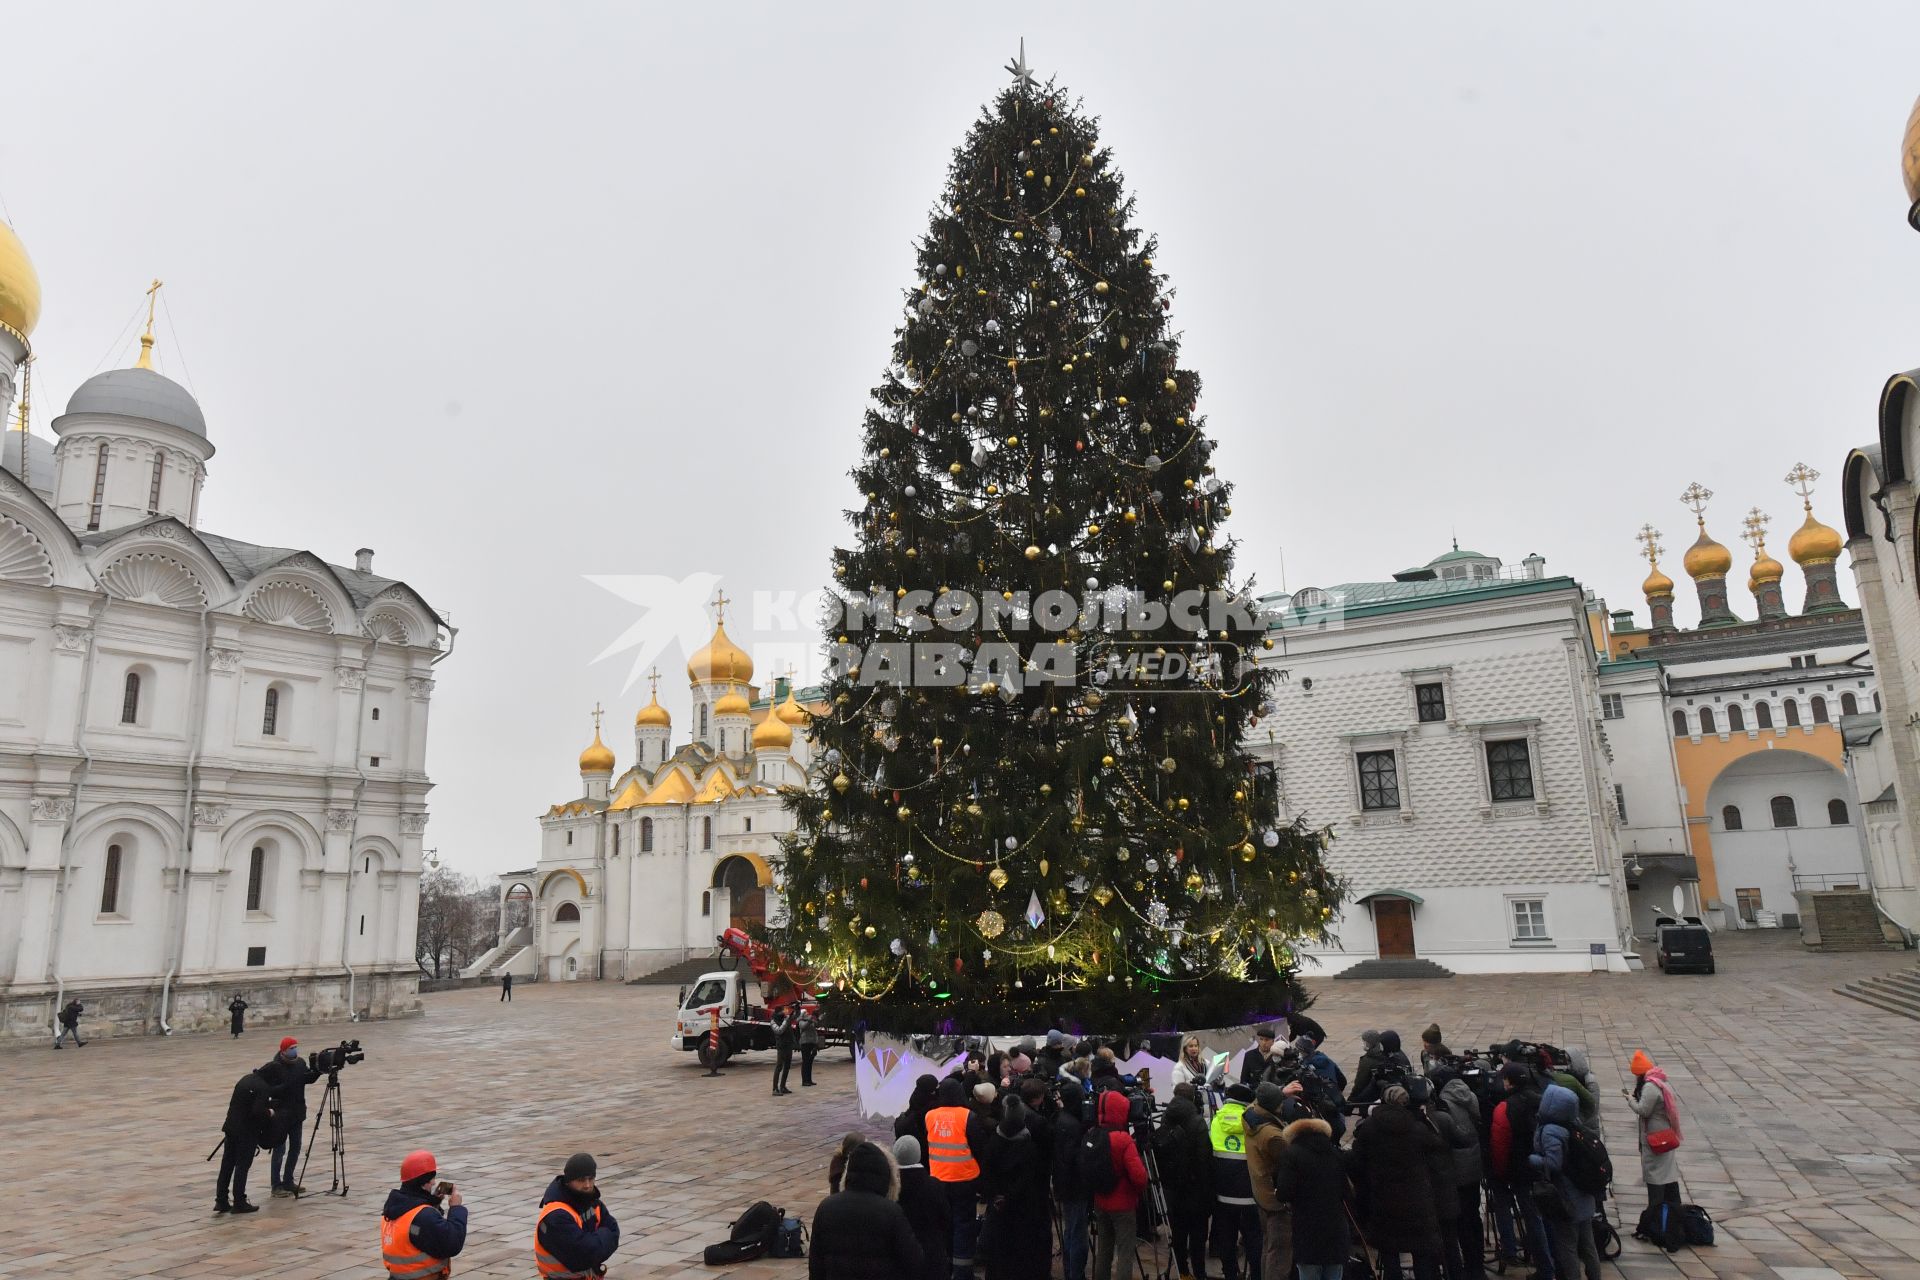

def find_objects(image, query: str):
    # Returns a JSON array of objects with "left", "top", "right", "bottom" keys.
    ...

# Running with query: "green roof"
[
  {"left": 1262, "top": 574, "right": 1578, "bottom": 623},
  {"left": 1427, "top": 547, "right": 1491, "bottom": 564}
]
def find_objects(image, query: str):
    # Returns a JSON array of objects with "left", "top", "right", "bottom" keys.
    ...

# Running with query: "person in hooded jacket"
[
  {"left": 215, "top": 1061, "right": 278, "bottom": 1214},
  {"left": 380, "top": 1150, "right": 466, "bottom": 1278},
  {"left": 1348, "top": 1085, "right": 1445, "bottom": 1280},
  {"left": 981, "top": 1096, "right": 1051, "bottom": 1280},
  {"left": 1490, "top": 1062, "right": 1555, "bottom": 1280},
  {"left": 893, "top": 1135, "right": 952, "bottom": 1280},
  {"left": 1091, "top": 1088, "right": 1149, "bottom": 1280},
  {"left": 1274, "top": 1110, "right": 1350, "bottom": 1280},
  {"left": 535, "top": 1153, "right": 619, "bottom": 1279},
  {"left": 896, "top": 1074, "right": 940, "bottom": 1159},
  {"left": 1411, "top": 1086, "right": 1463, "bottom": 1280},
  {"left": 1529, "top": 1084, "right": 1601, "bottom": 1280},
  {"left": 1559, "top": 1049, "right": 1601, "bottom": 1132},
  {"left": 810, "top": 1140, "right": 924, "bottom": 1280},
  {"left": 1428, "top": 1071, "right": 1488, "bottom": 1280},
  {"left": 1248, "top": 1082, "right": 1301, "bottom": 1280},
  {"left": 1053, "top": 1076, "right": 1092, "bottom": 1280},
  {"left": 1154, "top": 1089, "right": 1215, "bottom": 1280}
]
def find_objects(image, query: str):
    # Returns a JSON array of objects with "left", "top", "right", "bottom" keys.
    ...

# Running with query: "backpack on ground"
[
  {"left": 702, "top": 1200, "right": 783, "bottom": 1266},
  {"left": 1563, "top": 1121, "right": 1613, "bottom": 1197},
  {"left": 771, "top": 1216, "right": 807, "bottom": 1258},
  {"left": 1078, "top": 1125, "right": 1119, "bottom": 1195},
  {"left": 1681, "top": 1203, "right": 1715, "bottom": 1246},
  {"left": 1634, "top": 1201, "right": 1685, "bottom": 1253}
]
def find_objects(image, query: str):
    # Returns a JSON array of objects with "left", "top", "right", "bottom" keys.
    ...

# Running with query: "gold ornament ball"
[
  {"left": 1049, "top": 126, "right": 1059, "bottom": 136},
  {"left": 1162, "top": 579, "right": 1175, "bottom": 591},
  {"left": 864, "top": 925, "right": 877, "bottom": 938},
  {"left": 1093, "top": 281, "right": 1109, "bottom": 295},
  {"left": 1092, "top": 884, "right": 1115, "bottom": 906},
  {"left": 1163, "top": 378, "right": 1178, "bottom": 392},
  {"left": 1176, "top": 797, "right": 1190, "bottom": 811},
  {"left": 1025, "top": 545, "right": 1043, "bottom": 560},
  {"left": 1075, "top": 187, "right": 1087, "bottom": 198},
  {"left": 1142, "top": 257, "right": 1153, "bottom": 267},
  {"left": 986, "top": 483, "right": 999, "bottom": 495},
  {"left": 1262, "top": 637, "right": 1275, "bottom": 650},
  {"left": 820, "top": 808, "right": 832, "bottom": 821},
  {"left": 966, "top": 802, "right": 983, "bottom": 818},
  {"left": 1175, "top": 416, "right": 1187, "bottom": 427},
  {"left": 1239, "top": 844, "right": 1256, "bottom": 863},
  {"left": 879, "top": 446, "right": 890, "bottom": 458},
  {"left": 1233, "top": 789, "right": 1246, "bottom": 803},
  {"left": 1013, "top": 229, "right": 1025, "bottom": 240},
  {"left": 1115, "top": 847, "right": 1130, "bottom": 862},
  {"left": 1102, "top": 754, "right": 1115, "bottom": 767},
  {"left": 1007, "top": 435, "right": 1019, "bottom": 446},
  {"left": 1024, "top": 169, "right": 1036, "bottom": 179},
  {"left": 832, "top": 773, "right": 851, "bottom": 794},
  {"left": 1088, "top": 522, "right": 1101, "bottom": 535},
  {"left": 897, "top": 805, "right": 912, "bottom": 821},
  {"left": 1039, "top": 783, "right": 1053, "bottom": 796},
  {"left": 1062, "top": 362, "right": 1074, "bottom": 373},
  {"left": 1185, "top": 871, "right": 1204, "bottom": 893},
  {"left": 1123, "top": 510, "right": 1137, "bottom": 524},
  {"left": 980, "top": 680, "right": 1000, "bottom": 696},
  {"left": 949, "top": 461, "right": 963, "bottom": 475},
  {"left": 1115, "top": 395, "right": 1130, "bottom": 407},
  {"left": 904, "top": 547, "right": 917, "bottom": 559}
]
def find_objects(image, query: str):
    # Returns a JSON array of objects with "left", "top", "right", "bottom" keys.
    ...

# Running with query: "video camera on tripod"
[{"left": 310, "top": 1039, "right": 364, "bottom": 1074}]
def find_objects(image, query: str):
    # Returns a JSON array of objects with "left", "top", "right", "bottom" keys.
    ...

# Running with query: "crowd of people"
[{"left": 808, "top": 1017, "right": 1694, "bottom": 1280}]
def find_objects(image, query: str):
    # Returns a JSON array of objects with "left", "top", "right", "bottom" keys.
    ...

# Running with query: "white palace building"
[{"left": 0, "top": 221, "right": 449, "bottom": 1042}]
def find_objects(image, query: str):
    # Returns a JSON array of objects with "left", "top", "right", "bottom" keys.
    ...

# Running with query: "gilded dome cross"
[
  {"left": 1678, "top": 482, "right": 1713, "bottom": 523},
  {"left": 1635, "top": 523, "right": 1664, "bottom": 566},
  {"left": 1741, "top": 507, "right": 1771, "bottom": 551},
  {"left": 1785, "top": 462, "right": 1820, "bottom": 507}
]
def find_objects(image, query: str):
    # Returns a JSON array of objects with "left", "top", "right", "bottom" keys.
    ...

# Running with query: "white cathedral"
[
  {"left": 0, "top": 219, "right": 448, "bottom": 1041},
  {"left": 480, "top": 614, "right": 821, "bottom": 983}
]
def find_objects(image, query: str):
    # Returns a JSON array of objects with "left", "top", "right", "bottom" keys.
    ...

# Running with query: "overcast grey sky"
[{"left": 6, "top": 3, "right": 1917, "bottom": 879}]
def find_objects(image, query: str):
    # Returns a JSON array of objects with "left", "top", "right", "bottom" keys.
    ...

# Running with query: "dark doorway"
[{"left": 1373, "top": 898, "right": 1415, "bottom": 958}]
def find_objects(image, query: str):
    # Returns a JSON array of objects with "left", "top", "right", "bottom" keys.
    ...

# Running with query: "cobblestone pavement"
[{"left": 2, "top": 932, "right": 1918, "bottom": 1279}]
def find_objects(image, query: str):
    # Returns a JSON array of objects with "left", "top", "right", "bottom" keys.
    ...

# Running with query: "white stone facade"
[
  {"left": 0, "top": 363, "right": 447, "bottom": 1042},
  {"left": 1253, "top": 560, "right": 1633, "bottom": 975}
]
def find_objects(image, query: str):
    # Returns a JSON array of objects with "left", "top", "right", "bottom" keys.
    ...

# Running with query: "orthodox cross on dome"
[
  {"left": 646, "top": 667, "right": 661, "bottom": 700},
  {"left": 1678, "top": 481, "right": 1713, "bottom": 527},
  {"left": 1741, "top": 507, "right": 1772, "bottom": 551},
  {"left": 709, "top": 587, "right": 731, "bottom": 626},
  {"left": 1005, "top": 38, "right": 1035, "bottom": 91},
  {"left": 1785, "top": 461, "right": 1820, "bottom": 509},
  {"left": 591, "top": 701, "right": 604, "bottom": 734},
  {"left": 1635, "top": 523, "right": 1664, "bottom": 566},
  {"left": 136, "top": 279, "right": 163, "bottom": 369}
]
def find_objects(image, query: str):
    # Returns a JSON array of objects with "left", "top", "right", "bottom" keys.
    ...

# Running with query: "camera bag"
[{"left": 702, "top": 1200, "right": 782, "bottom": 1266}]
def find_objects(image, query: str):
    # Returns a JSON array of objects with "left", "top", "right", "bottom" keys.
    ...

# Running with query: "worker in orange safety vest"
[
  {"left": 380, "top": 1150, "right": 467, "bottom": 1279},
  {"left": 924, "top": 1075, "right": 991, "bottom": 1279},
  {"left": 535, "top": 1152, "right": 621, "bottom": 1279}
]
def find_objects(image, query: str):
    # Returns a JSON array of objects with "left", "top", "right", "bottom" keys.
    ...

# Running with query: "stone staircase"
[
  {"left": 1797, "top": 890, "right": 1905, "bottom": 952},
  {"left": 1836, "top": 967, "right": 1920, "bottom": 1021},
  {"left": 1335, "top": 957, "right": 1456, "bottom": 980},
  {"left": 628, "top": 955, "right": 726, "bottom": 985},
  {"left": 459, "top": 926, "right": 531, "bottom": 978}
]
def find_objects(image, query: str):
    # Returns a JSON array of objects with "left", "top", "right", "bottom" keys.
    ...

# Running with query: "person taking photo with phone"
[{"left": 380, "top": 1150, "right": 467, "bottom": 1278}]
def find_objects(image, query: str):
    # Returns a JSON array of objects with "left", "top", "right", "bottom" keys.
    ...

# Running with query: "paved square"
[{"left": 3, "top": 933, "right": 1920, "bottom": 1279}]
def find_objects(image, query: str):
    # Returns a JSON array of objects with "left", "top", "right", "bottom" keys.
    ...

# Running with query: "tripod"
[
  {"left": 297, "top": 1070, "right": 349, "bottom": 1196},
  {"left": 1133, "top": 1126, "right": 1175, "bottom": 1280}
]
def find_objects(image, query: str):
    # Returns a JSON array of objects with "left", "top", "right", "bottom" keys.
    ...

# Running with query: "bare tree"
[{"left": 417, "top": 867, "right": 484, "bottom": 978}]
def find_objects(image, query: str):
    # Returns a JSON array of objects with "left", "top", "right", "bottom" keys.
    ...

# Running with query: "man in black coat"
[
  {"left": 264, "top": 1037, "right": 322, "bottom": 1196},
  {"left": 1052, "top": 1077, "right": 1091, "bottom": 1280},
  {"left": 55, "top": 998, "right": 85, "bottom": 1048},
  {"left": 228, "top": 995, "right": 248, "bottom": 1038},
  {"left": 893, "top": 1136, "right": 951, "bottom": 1280},
  {"left": 1348, "top": 1086, "right": 1445, "bottom": 1280},
  {"left": 771, "top": 1008, "right": 797, "bottom": 1096},
  {"left": 1274, "top": 1114, "right": 1351, "bottom": 1279},
  {"left": 1154, "top": 1092, "right": 1214, "bottom": 1280},
  {"left": 215, "top": 1063, "right": 278, "bottom": 1214},
  {"left": 1239, "top": 1024, "right": 1287, "bottom": 1088},
  {"left": 809, "top": 1141, "right": 923, "bottom": 1280}
]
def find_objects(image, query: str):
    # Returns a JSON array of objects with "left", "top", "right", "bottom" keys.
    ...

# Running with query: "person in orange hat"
[
  {"left": 1626, "top": 1051, "right": 1684, "bottom": 1224},
  {"left": 381, "top": 1150, "right": 467, "bottom": 1278},
  {"left": 265, "top": 1037, "right": 322, "bottom": 1197}
]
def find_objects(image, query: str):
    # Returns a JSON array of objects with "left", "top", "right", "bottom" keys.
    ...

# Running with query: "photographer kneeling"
[{"left": 381, "top": 1150, "right": 467, "bottom": 1279}]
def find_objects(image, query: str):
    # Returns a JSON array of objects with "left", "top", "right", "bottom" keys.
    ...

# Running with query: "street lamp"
[{"left": 425, "top": 847, "right": 440, "bottom": 871}]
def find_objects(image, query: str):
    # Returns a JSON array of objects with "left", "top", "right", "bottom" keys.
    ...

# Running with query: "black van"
[{"left": 1653, "top": 916, "right": 1715, "bottom": 974}]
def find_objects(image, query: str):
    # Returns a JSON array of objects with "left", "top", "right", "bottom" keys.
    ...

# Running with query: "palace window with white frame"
[
  {"left": 1357, "top": 751, "right": 1400, "bottom": 811},
  {"left": 1415, "top": 682, "right": 1447, "bottom": 723},
  {"left": 1509, "top": 896, "right": 1549, "bottom": 942},
  {"left": 1486, "top": 739, "right": 1535, "bottom": 801},
  {"left": 1600, "top": 693, "right": 1624, "bottom": 720}
]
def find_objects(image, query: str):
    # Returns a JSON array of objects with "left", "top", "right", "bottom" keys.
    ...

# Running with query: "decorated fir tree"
[{"left": 776, "top": 52, "right": 1337, "bottom": 1034}]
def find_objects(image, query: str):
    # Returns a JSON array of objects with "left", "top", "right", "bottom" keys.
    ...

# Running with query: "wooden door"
[{"left": 1373, "top": 898, "right": 1415, "bottom": 957}]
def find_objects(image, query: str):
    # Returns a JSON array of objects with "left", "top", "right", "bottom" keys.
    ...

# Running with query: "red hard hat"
[{"left": 400, "top": 1150, "right": 436, "bottom": 1182}]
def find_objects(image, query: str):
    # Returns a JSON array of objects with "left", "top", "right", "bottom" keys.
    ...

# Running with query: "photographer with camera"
[
  {"left": 1490, "top": 1060, "right": 1554, "bottom": 1280},
  {"left": 213, "top": 1060, "right": 278, "bottom": 1215},
  {"left": 536, "top": 1153, "right": 620, "bottom": 1279},
  {"left": 1155, "top": 1085, "right": 1213, "bottom": 1280},
  {"left": 380, "top": 1150, "right": 467, "bottom": 1278},
  {"left": 1239, "top": 1024, "right": 1287, "bottom": 1089},
  {"left": 265, "top": 1036, "right": 321, "bottom": 1197}
]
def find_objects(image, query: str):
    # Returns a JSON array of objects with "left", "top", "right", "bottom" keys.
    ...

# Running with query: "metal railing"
[{"left": 1793, "top": 874, "right": 1865, "bottom": 891}]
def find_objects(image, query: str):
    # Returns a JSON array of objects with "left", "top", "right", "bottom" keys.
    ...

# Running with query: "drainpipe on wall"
[
  {"left": 46, "top": 586, "right": 111, "bottom": 1040},
  {"left": 338, "top": 636, "right": 377, "bottom": 1021},
  {"left": 157, "top": 601, "right": 215, "bottom": 1034}
]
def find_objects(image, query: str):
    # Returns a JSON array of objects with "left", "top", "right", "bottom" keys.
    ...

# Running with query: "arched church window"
[
  {"left": 641, "top": 817, "right": 653, "bottom": 852},
  {"left": 1784, "top": 699, "right": 1801, "bottom": 727},
  {"left": 1828, "top": 798, "right": 1849, "bottom": 825},
  {"left": 701, "top": 891, "right": 712, "bottom": 917},
  {"left": 122, "top": 671, "right": 142, "bottom": 725},
  {"left": 101, "top": 844, "right": 124, "bottom": 914},
  {"left": 1875, "top": 691, "right": 1883, "bottom": 712},
  {"left": 612, "top": 825, "right": 621, "bottom": 856},
  {"left": 246, "top": 846, "right": 268, "bottom": 912},
  {"left": 88, "top": 443, "right": 110, "bottom": 531},
  {"left": 1811, "top": 696, "right": 1829, "bottom": 724},
  {"left": 148, "top": 449, "right": 166, "bottom": 515},
  {"left": 554, "top": 901, "right": 580, "bottom": 923},
  {"left": 1699, "top": 707, "right": 1716, "bottom": 734},
  {"left": 263, "top": 686, "right": 281, "bottom": 737},
  {"left": 1722, "top": 804, "right": 1743, "bottom": 831},
  {"left": 702, "top": 816, "right": 712, "bottom": 850},
  {"left": 1726, "top": 704, "right": 1745, "bottom": 731},
  {"left": 1755, "top": 701, "right": 1774, "bottom": 729},
  {"left": 699, "top": 705, "right": 709, "bottom": 739},
  {"left": 1842, "top": 692, "right": 1859, "bottom": 716},
  {"left": 1671, "top": 709, "right": 1688, "bottom": 737},
  {"left": 1770, "top": 795, "right": 1798, "bottom": 828}
]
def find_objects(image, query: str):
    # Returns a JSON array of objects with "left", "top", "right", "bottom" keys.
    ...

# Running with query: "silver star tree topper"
[{"left": 1006, "top": 38, "right": 1035, "bottom": 91}]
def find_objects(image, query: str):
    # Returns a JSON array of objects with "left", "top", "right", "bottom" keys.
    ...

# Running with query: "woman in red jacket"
[{"left": 1091, "top": 1088, "right": 1149, "bottom": 1280}]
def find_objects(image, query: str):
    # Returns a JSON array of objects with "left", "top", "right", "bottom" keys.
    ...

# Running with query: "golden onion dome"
[
  {"left": 775, "top": 685, "right": 810, "bottom": 725},
  {"left": 578, "top": 727, "right": 615, "bottom": 774},
  {"left": 1788, "top": 508, "right": 1843, "bottom": 564},
  {"left": 1682, "top": 524, "right": 1733, "bottom": 578},
  {"left": 687, "top": 622, "right": 754, "bottom": 686},
  {"left": 713, "top": 689, "right": 751, "bottom": 716},
  {"left": 1642, "top": 563, "right": 1675, "bottom": 597},
  {"left": 1903, "top": 93, "right": 1920, "bottom": 209},
  {"left": 0, "top": 220, "right": 42, "bottom": 342},
  {"left": 634, "top": 692, "right": 671, "bottom": 728},
  {"left": 752, "top": 709, "right": 793, "bottom": 750},
  {"left": 1751, "top": 548, "right": 1785, "bottom": 585}
]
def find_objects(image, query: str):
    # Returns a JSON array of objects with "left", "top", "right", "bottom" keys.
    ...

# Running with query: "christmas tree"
[{"left": 776, "top": 51, "right": 1337, "bottom": 1034}]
